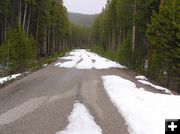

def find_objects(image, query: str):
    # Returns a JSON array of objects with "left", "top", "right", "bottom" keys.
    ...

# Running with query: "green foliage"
[
  {"left": 117, "top": 35, "right": 132, "bottom": 67},
  {"left": 0, "top": 0, "right": 90, "bottom": 76},
  {"left": 147, "top": 0, "right": 180, "bottom": 87},
  {"left": 0, "top": 0, "right": 10, "bottom": 15},
  {"left": 68, "top": 12, "right": 98, "bottom": 27},
  {"left": 32, "top": 48, "right": 70, "bottom": 71},
  {"left": 0, "top": 27, "right": 36, "bottom": 73},
  {"left": 92, "top": 0, "right": 156, "bottom": 69},
  {"left": 68, "top": 23, "right": 91, "bottom": 48},
  {"left": 92, "top": 0, "right": 179, "bottom": 90}
]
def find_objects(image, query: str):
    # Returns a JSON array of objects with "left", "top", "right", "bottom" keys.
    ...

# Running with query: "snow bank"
[
  {"left": 138, "top": 80, "right": 171, "bottom": 94},
  {"left": 102, "top": 75, "right": 180, "bottom": 134},
  {"left": 135, "top": 75, "right": 148, "bottom": 80},
  {"left": 86, "top": 51, "right": 125, "bottom": 69},
  {"left": 56, "top": 102, "right": 102, "bottom": 134},
  {"left": 136, "top": 75, "right": 171, "bottom": 94},
  {"left": 0, "top": 74, "right": 22, "bottom": 84},
  {"left": 43, "top": 64, "right": 48, "bottom": 67},
  {"left": 55, "top": 49, "right": 126, "bottom": 69}
]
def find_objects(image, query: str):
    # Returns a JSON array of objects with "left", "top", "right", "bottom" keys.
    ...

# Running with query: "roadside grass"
[
  {"left": 0, "top": 49, "right": 70, "bottom": 87},
  {"left": 30, "top": 49, "right": 70, "bottom": 72}
]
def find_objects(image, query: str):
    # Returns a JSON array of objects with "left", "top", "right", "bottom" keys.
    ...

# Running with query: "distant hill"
[{"left": 68, "top": 12, "right": 98, "bottom": 27}]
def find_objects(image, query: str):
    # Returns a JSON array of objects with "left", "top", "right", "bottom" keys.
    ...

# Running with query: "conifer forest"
[{"left": 0, "top": 0, "right": 179, "bottom": 92}]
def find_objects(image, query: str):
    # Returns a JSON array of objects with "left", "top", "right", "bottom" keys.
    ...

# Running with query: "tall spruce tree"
[{"left": 147, "top": 0, "right": 180, "bottom": 88}]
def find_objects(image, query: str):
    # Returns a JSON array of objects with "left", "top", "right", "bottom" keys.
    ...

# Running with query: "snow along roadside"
[
  {"left": 135, "top": 75, "right": 172, "bottom": 94},
  {"left": 55, "top": 102, "right": 102, "bottom": 134},
  {"left": 102, "top": 75, "right": 180, "bottom": 134},
  {"left": 0, "top": 74, "right": 22, "bottom": 84}
]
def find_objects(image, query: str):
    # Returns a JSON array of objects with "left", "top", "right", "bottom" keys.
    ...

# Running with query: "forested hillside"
[
  {"left": 92, "top": 0, "right": 180, "bottom": 92},
  {"left": 0, "top": 0, "right": 90, "bottom": 75},
  {"left": 68, "top": 12, "right": 97, "bottom": 27}
]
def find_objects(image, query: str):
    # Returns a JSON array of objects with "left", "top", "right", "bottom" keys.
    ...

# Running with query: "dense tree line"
[
  {"left": 68, "top": 12, "right": 97, "bottom": 27},
  {"left": 0, "top": 0, "right": 179, "bottom": 91},
  {"left": 147, "top": 0, "right": 180, "bottom": 90},
  {"left": 0, "top": 0, "right": 90, "bottom": 75},
  {"left": 68, "top": 23, "right": 91, "bottom": 48},
  {"left": 0, "top": 0, "right": 70, "bottom": 55},
  {"left": 92, "top": 0, "right": 180, "bottom": 91}
]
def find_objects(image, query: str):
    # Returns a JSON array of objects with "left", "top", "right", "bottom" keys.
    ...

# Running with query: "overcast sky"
[{"left": 63, "top": 0, "right": 107, "bottom": 14}]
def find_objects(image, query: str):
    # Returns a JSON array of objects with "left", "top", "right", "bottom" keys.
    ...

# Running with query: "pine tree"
[
  {"left": 147, "top": 0, "right": 180, "bottom": 88},
  {"left": 0, "top": 27, "right": 36, "bottom": 73}
]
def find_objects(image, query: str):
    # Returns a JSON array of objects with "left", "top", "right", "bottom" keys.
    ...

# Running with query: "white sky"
[{"left": 63, "top": 0, "right": 107, "bottom": 14}]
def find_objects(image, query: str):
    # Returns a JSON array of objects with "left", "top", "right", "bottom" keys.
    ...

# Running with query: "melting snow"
[
  {"left": 56, "top": 102, "right": 102, "bottom": 134},
  {"left": 43, "top": 64, "right": 48, "bottom": 67},
  {"left": 59, "top": 54, "right": 81, "bottom": 68},
  {"left": 102, "top": 75, "right": 180, "bottom": 134},
  {"left": 135, "top": 75, "right": 148, "bottom": 80},
  {"left": 138, "top": 80, "right": 172, "bottom": 94},
  {"left": 55, "top": 49, "right": 126, "bottom": 69},
  {"left": 0, "top": 74, "right": 22, "bottom": 84},
  {"left": 135, "top": 75, "right": 172, "bottom": 94}
]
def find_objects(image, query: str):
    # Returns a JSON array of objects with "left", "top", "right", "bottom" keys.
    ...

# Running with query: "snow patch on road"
[
  {"left": 60, "top": 58, "right": 80, "bottom": 68},
  {"left": 102, "top": 75, "right": 180, "bottom": 134},
  {"left": 56, "top": 102, "right": 102, "bottom": 134},
  {"left": 0, "top": 73, "right": 22, "bottom": 84},
  {"left": 55, "top": 49, "right": 125, "bottom": 69},
  {"left": 75, "top": 52, "right": 93, "bottom": 69},
  {"left": 59, "top": 53, "right": 81, "bottom": 68},
  {"left": 86, "top": 51, "right": 125, "bottom": 69}
]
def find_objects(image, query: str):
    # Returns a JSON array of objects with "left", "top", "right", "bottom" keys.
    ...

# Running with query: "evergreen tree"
[
  {"left": 0, "top": 27, "right": 36, "bottom": 73},
  {"left": 147, "top": 0, "right": 180, "bottom": 88},
  {"left": 92, "top": 0, "right": 179, "bottom": 91}
]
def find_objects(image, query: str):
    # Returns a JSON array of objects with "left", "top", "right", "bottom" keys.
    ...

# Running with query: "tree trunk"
[
  {"left": 44, "top": 26, "right": 47, "bottom": 57},
  {"left": 35, "top": 15, "right": 39, "bottom": 45},
  {"left": 112, "top": 30, "right": 116, "bottom": 51},
  {"left": 119, "top": 27, "right": 122, "bottom": 45},
  {"left": 23, "top": 2, "right": 28, "bottom": 30},
  {"left": 1, "top": 21, "right": 4, "bottom": 44},
  {"left": 123, "top": 27, "right": 126, "bottom": 41},
  {"left": 147, "top": 39, "right": 152, "bottom": 69},
  {"left": 19, "top": 0, "right": 22, "bottom": 26},
  {"left": 27, "top": 7, "right": 31, "bottom": 36},
  {"left": 167, "top": 65, "right": 172, "bottom": 88},
  {"left": 4, "top": 16, "right": 7, "bottom": 41},
  {"left": 160, "top": 0, "right": 165, "bottom": 9},
  {"left": 132, "top": 0, "right": 136, "bottom": 52},
  {"left": 47, "top": 25, "right": 50, "bottom": 56},
  {"left": 52, "top": 25, "right": 55, "bottom": 54}
]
